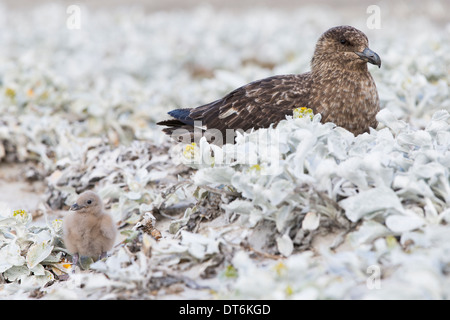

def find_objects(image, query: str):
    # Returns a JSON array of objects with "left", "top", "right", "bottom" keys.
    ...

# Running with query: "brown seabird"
[{"left": 157, "top": 25, "right": 381, "bottom": 144}]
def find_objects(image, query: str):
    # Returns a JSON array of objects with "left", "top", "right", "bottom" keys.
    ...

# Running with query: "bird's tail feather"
[
  {"left": 156, "top": 108, "right": 196, "bottom": 142},
  {"left": 167, "top": 108, "right": 194, "bottom": 125}
]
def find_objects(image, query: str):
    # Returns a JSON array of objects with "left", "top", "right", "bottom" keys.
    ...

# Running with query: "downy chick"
[{"left": 63, "top": 191, "right": 117, "bottom": 266}]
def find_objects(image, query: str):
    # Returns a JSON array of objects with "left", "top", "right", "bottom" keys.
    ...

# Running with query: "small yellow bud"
[
  {"left": 13, "top": 209, "right": 30, "bottom": 224},
  {"left": 293, "top": 107, "right": 314, "bottom": 120},
  {"left": 273, "top": 261, "right": 287, "bottom": 276},
  {"left": 5, "top": 88, "right": 16, "bottom": 99},
  {"left": 183, "top": 142, "right": 198, "bottom": 160}
]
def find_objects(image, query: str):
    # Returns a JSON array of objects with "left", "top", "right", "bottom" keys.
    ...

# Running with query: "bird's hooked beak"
[
  {"left": 70, "top": 203, "right": 83, "bottom": 211},
  {"left": 355, "top": 47, "right": 381, "bottom": 68}
]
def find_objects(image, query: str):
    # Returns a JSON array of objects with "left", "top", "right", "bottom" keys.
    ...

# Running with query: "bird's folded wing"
[{"left": 190, "top": 73, "right": 312, "bottom": 133}]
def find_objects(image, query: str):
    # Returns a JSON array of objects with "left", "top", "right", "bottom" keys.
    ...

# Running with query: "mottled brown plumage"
[{"left": 157, "top": 26, "right": 381, "bottom": 144}]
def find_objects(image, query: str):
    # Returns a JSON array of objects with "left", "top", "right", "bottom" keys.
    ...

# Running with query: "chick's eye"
[
  {"left": 340, "top": 39, "right": 347, "bottom": 45},
  {"left": 87, "top": 200, "right": 92, "bottom": 205}
]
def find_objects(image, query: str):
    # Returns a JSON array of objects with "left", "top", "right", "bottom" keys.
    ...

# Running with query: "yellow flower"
[
  {"left": 183, "top": 142, "right": 198, "bottom": 160},
  {"left": 13, "top": 209, "right": 26, "bottom": 216},
  {"left": 293, "top": 107, "right": 314, "bottom": 120},
  {"left": 52, "top": 219, "right": 63, "bottom": 233},
  {"left": 224, "top": 265, "right": 238, "bottom": 278},
  {"left": 5, "top": 87, "right": 16, "bottom": 99},
  {"left": 386, "top": 235, "right": 399, "bottom": 249},
  {"left": 273, "top": 261, "right": 287, "bottom": 276},
  {"left": 60, "top": 257, "right": 73, "bottom": 270},
  {"left": 250, "top": 164, "right": 261, "bottom": 171},
  {"left": 13, "top": 209, "right": 30, "bottom": 224},
  {"left": 62, "top": 263, "right": 72, "bottom": 270},
  {"left": 285, "top": 285, "right": 294, "bottom": 296}
]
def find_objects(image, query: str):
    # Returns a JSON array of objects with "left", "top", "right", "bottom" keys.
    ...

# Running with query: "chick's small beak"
[
  {"left": 70, "top": 203, "right": 81, "bottom": 211},
  {"left": 356, "top": 47, "right": 381, "bottom": 68}
]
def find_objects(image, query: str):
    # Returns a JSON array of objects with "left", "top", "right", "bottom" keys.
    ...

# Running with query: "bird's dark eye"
[
  {"left": 87, "top": 200, "right": 92, "bottom": 205},
  {"left": 340, "top": 39, "right": 347, "bottom": 45}
]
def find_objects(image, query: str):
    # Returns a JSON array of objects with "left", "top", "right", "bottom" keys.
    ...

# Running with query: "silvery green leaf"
[
  {"left": 393, "top": 175, "right": 435, "bottom": 198},
  {"left": 376, "top": 108, "right": 408, "bottom": 134},
  {"left": 43, "top": 251, "right": 63, "bottom": 263},
  {"left": 187, "top": 242, "right": 206, "bottom": 260},
  {"left": 30, "top": 263, "right": 46, "bottom": 276},
  {"left": 194, "top": 167, "right": 235, "bottom": 185},
  {"left": 0, "top": 202, "right": 13, "bottom": 219},
  {"left": 339, "top": 187, "right": 404, "bottom": 222},
  {"left": 275, "top": 205, "right": 292, "bottom": 232},
  {"left": 386, "top": 215, "right": 425, "bottom": 232},
  {"left": 276, "top": 234, "right": 294, "bottom": 257},
  {"left": 233, "top": 141, "right": 259, "bottom": 166},
  {"left": 169, "top": 219, "right": 187, "bottom": 234},
  {"left": 0, "top": 241, "right": 26, "bottom": 273},
  {"left": 139, "top": 203, "right": 155, "bottom": 215},
  {"left": 90, "top": 248, "right": 130, "bottom": 275},
  {"left": 424, "top": 197, "right": 440, "bottom": 221},
  {"left": 198, "top": 137, "right": 215, "bottom": 167},
  {"left": 124, "top": 212, "right": 142, "bottom": 225},
  {"left": 222, "top": 199, "right": 254, "bottom": 215},
  {"left": 440, "top": 208, "right": 450, "bottom": 224},
  {"left": 98, "top": 184, "right": 124, "bottom": 199},
  {"left": 347, "top": 221, "right": 391, "bottom": 247},
  {"left": 337, "top": 157, "right": 368, "bottom": 189},
  {"left": 248, "top": 209, "right": 264, "bottom": 227},
  {"left": 229, "top": 174, "right": 258, "bottom": 199},
  {"left": 302, "top": 212, "right": 320, "bottom": 231},
  {"left": 231, "top": 250, "right": 254, "bottom": 274},
  {"left": 126, "top": 191, "right": 142, "bottom": 200},
  {"left": 180, "top": 230, "right": 219, "bottom": 260},
  {"left": 265, "top": 180, "right": 295, "bottom": 207},
  {"left": 397, "top": 130, "right": 432, "bottom": 149},
  {"left": 3, "top": 265, "right": 30, "bottom": 282},
  {"left": 327, "top": 134, "right": 350, "bottom": 160},
  {"left": 19, "top": 270, "right": 54, "bottom": 289},
  {"left": 32, "top": 229, "right": 53, "bottom": 243},
  {"left": 414, "top": 162, "right": 446, "bottom": 181},
  {"left": 426, "top": 112, "right": 450, "bottom": 133},
  {"left": 0, "top": 217, "right": 17, "bottom": 228},
  {"left": 26, "top": 241, "right": 54, "bottom": 269}
]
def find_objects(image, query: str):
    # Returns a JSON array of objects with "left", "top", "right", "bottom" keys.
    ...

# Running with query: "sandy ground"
[
  {"left": 0, "top": 163, "right": 64, "bottom": 228},
  {"left": 0, "top": 164, "right": 45, "bottom": 213}
]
